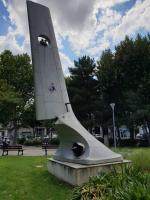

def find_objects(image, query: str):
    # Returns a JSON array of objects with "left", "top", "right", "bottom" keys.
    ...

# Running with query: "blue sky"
[
  {"left": 0, "top": 1, "right": 9, "bottom": 35},
  {"left": 0, "top": 0, "right": 150, "bottom": 74},
  {"left": 112, "top": 0, "right": 136, "bottom": 14}
]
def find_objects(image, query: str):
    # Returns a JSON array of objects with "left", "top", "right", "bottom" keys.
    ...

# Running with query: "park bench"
[
  {"left": 42, "top": 145, "right": 58, "bottom": 156},
  {"left": 2, "top": 145, "right": 24, "bottom": 156}
]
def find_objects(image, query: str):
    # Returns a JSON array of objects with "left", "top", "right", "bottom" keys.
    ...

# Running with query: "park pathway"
[{"left": 0, "top": 146, "right": 56, "bottom": 156}]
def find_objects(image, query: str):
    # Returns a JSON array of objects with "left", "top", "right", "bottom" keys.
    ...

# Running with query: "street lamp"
[{"left": 110, "top": 103, "right": 116, "bottom": 149}]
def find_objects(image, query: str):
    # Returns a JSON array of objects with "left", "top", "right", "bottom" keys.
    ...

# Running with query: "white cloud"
[
  {"left": 1, "top": 0, "right": 150, "bottom": 75},
  {"left": 4, "top": 0, "right": 128, "bottom": 56},
  {"left": 105, "top": 0, "right": 150, "bottom": 44},
  {"left": 60, "top": 52, "right": 74, "bottom": 76},
  {"left": 84, "top": 8, "right": 122, "bottom": 57},
  {"left": 93, "top": 0, "right": 130, "bottom": 13},
  {"left": 0, "top": 1, "right": 30, "bottom": 55},
  {"left": 0, "top": 27, "right": 24, "bottom": 54},
  {"left": 7, "top": 0, "right": 29, "bottom": 39},
  {"left": 2, "top": 15, "right": 7, "bottom": 21},
  {"left": 86, "top": 41, "right": 110, "bottom": 57},
  {"left": 1, "top": 0, "right": 7, "bottom": 7}
]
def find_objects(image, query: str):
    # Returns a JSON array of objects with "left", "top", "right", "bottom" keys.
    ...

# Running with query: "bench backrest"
[
  {"left": 42, "top": 145, "right": 58, "bottom": 149},
  {"left": 3, "top": 145, "right": 23, "bottom": 149}
]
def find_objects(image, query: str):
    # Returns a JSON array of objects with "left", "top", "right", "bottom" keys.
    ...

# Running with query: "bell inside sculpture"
[
  {"left": 72, "top": 142, "right": 85, "bottom": 157},
  {"left": 38, "top": 35, "right": 50, "bottom": 46}
]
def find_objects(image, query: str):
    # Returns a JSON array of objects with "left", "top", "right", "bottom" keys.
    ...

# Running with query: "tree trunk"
[
  {"left": 116, "top": 125, "right": 121, "bottom": 146},
  {"left": 102, "top": 126, "right": 109, "bottom": 146},
  {"left": 8, "top": 122, "right": 18, "bottom": 145},
  {"left": 129, "top": 124, "right": 134, "bottom": 141},
  {"left": 146, "top": 122, "right": 150, "bottom": 146}
]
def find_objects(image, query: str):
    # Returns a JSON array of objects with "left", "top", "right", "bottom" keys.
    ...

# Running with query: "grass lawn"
[
  {"left": 0, "top": 148, "right": 150, "bottom": 200},
  {"left": 0, "top": 156, "right": 73, "bottom": 200},
  {"left": 115, "top": 147, "right": 150, "bottom": 172}
]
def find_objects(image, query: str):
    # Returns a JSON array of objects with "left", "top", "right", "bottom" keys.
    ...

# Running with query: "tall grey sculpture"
[{"left": 27, "top": 1, "right": 123, "bottom": 164}]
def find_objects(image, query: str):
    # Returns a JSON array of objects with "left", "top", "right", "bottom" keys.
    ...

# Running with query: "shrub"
[
  {"left": 17, "top": 137, "right": 26, "bottom": 145},
  {"left": 118, "top": 139, "right": 137, "bottom": 147},
  {"left": 24, "top": 138, "right": 42, "bottom": 146},
  {"left": 72, "top": 166, "right": 150, "bottom": 200},
  {"left": 50, "top": 138, "right": 60, "bottom": 145}
]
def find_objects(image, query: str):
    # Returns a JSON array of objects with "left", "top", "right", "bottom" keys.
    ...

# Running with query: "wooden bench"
[
  {"left": 42, "top": 145, "right": 58, "bottom": 156},
  {"left": 2, "top": 145, "right": 24, "bottom": 156}
]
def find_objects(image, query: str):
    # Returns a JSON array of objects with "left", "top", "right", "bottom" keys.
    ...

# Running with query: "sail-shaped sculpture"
[{"left": 27, "top": 1, "right": 123, "bottom": 164}]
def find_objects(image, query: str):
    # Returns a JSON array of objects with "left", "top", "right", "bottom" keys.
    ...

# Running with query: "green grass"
[
  {"left": 0, "top": 148, "right": 150, "bottom": 200},
  {"left": 115, "top": 147, "right": 150, "bottom": 171},
  {"left": 0, "top": 156, "right": 72, "bottom": 200}
]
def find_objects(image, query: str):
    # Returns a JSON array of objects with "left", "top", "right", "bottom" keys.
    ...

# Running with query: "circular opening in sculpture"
[
  {"left": 72, "top": 142, "right": 85, "bottom": 157},
  {"left": 38, "top": 35, "right": 50, "bottom": 46}
]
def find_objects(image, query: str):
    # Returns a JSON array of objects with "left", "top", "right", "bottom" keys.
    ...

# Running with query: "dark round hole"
[
  {"left": 38, "top": 35, "right": 50, "bottom": 46},
  {"left": 72, "top": 142, "right": 85, "bottom": 157}
]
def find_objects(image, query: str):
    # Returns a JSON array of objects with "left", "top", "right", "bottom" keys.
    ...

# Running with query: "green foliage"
[
  {"left": 0, "top": 50, "right": 34, "bottom": 143},
  {"left": 0, "top": 80, "right": 22, "bottom": 126},
  {"left": 72, "top": 148, "right": 150, "bottom": 200},
  {"left": 67, "top": 56, "right": 98, "bottom": 129},
  {"left": 0, "top": 50, "right": 33, "bottom": 100},
  {"left": 24, "top": 138, "right": 42, "bottom": 146},
  {"left": 20, "top": 104, "right": 37, "bottom": 129},
  {"left": 17, "top": 137, "right": 26, "bottom": 145},
  {"left": 67, "top": 34, "right": 150, "bottom": 136},
  {"left": 72, "top": 166, "right": 150, "bottom": 200},
  {"left": 117, "top": 139, "right": 137, "bottom": 147},
  {"left": 0, "top": 33, "right": 150, "bottom": 144},
  {"left": 18, "top": 137, "right": 60, "bottom": 146},
  {"left": 50, "top": 138, "right": 60, "bottom": 145}
]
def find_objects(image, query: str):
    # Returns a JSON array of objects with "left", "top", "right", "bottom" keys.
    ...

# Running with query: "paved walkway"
[{"left": 0, "top": 146, "right": 57, "bottom": 156}]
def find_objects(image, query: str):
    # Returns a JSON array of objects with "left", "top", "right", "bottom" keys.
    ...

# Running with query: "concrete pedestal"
[{"left": 47, "top": 158, "right": 131, "bottom": 186}]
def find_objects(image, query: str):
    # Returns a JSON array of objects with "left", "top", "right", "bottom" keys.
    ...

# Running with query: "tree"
[
  {"left": 96, "top": 34, "right": 150, "bottom": 142},
  {"left": 96, "top": 49, "right": 122, "bottom": 133},
  {"left": 0, "top": 50, "right": 33, "bottom": 143},
  {"left": 0, "top": 79, "right": 22, "bottom": 126},
  {"left": 67, "top": 56, "right": 97, "bottom": 130}
]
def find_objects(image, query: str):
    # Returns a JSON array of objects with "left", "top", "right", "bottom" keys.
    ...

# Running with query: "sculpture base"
[{"left": 47, "top": 158, "right": 131, "bottom": 186}]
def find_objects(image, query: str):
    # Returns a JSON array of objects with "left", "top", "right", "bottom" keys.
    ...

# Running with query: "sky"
[{"left": 0, "top": 0, "right": 150, "bottom": 75}]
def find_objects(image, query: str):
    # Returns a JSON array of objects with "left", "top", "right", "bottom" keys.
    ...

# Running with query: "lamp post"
[{"left": 110, "top": 103, "right": 116, "bottom": 149}]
